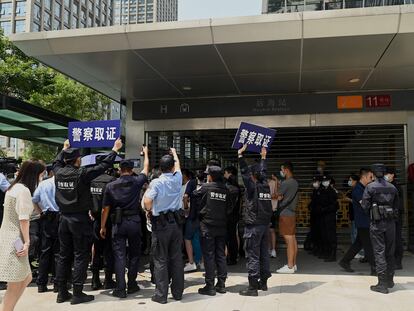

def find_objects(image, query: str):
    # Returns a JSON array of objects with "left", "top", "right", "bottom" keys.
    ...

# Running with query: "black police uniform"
[
  {"left": 53, "top": 148, "right": 117, "bottom": 304},
  {"left": 103, "top": 166, "right": 147, "bottom": 297},
  {"left": 307, "top": 180, "right": 323, "bottom": 256},
  {"left": 362, "top": 165, "right": 399, "bottom": 294},
  {"left": 238, "top": 156, "right": 273, "bottom": 296},
  {"left": 225, "top": 176, "right": 241, "bottom": 265},
  {"left": 193, "top": 174, "right": 232, "bottom": 295},
  {"left": 90, "top": 172, "right": 116, "bottom": 290},
  {"left": 319, "top": 182, "right": 338, "bottom": 262}
]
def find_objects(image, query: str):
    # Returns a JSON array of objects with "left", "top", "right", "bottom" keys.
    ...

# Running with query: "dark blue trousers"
[{"left": 244, "top": 224, "right": 271, "bottom": 281}]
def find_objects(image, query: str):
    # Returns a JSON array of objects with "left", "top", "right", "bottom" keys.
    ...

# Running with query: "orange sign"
[{"left": 337, "top": 96, "right": 363, "bottom": 109}]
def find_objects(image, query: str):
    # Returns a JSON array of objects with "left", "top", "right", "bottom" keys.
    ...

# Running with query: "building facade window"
[
  {"left": 44, "top": 12, "right": 52, "bottom": 28},
  {"left": 34, "top": 3, "right": 41, "bottom": 20},
  {"left": 64, "top": 8, "right": 70, "bottom": 24},
  {"left": 64, "top": 0, "right": 70, "bottom": 8},
  {"left": 15, "top": 1, "right": 26, "bottom": 17},
  {"left": 55, "top": 1, "right": 62, "bottom": 17},
  {"left": 72, "top": 15, "right": 78, "bottom": 27},
  {"left": 44, "top": 0, "right": 52, "bottom": 11},
  {"left": 73, "top": 1, "right": 79, "bottom": 15},
  {"left": 15, "top": 20, "right": 26, "bottom": 33},
  {"left": 0, "top": 2, "right": 12, "bottom": 17},
  {"left": 53, "top": 17, "right": 61, "bottom": 29},
  {"left": 0, "top": 21, "right": 12, "bottom": 35}
]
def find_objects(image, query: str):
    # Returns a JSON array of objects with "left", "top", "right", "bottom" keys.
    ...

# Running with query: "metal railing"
[{"left": 267, "top": 0, "right": 413, "bottom": 13}]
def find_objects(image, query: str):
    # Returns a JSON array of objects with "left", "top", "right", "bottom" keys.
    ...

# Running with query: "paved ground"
[{"left": 2, "top": 249, "right": 414, "bottom": 311}]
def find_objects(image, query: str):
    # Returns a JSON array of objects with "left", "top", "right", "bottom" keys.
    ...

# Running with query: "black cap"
[
  {"left": 312, "top": 176, "right": 322, "bottom": 182},
  {"left": 322, "top": 175, "right": 331, "bottom": 181},
  {"left": 120, "top": 159, "right": 134, "bottom": 169},
  {"left": 160, "top": 155, "right": 175, "bottom": 172},
  {"left": 63, "top": 148, "right": 81, "bottom": 162},
  {"left": 372, "top": 163, "right": 386, "bottom": 178}
]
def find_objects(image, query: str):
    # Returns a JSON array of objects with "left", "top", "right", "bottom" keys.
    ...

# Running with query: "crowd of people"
[{"left": 0, "top": 138, "right": 404, "bottom": 310}]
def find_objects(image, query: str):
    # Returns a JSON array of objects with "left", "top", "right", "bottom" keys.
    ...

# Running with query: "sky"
[{"left": 178, "top": 0, "right": 263, "bottom": 21}]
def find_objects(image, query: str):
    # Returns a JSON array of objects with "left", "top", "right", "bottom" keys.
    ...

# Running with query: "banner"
[
  {"left": 68, "top": 120, "right": 121, "bottom": 148},
  {"left": 232, "top": 122, "right": 276, "bottom": 153}
]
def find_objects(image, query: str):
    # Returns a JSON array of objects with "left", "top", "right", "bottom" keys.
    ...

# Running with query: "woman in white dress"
[{"left": 0, "top": 160, "right": 46, "bottom": 311}]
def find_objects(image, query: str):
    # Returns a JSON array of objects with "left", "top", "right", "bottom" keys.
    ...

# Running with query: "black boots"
[
  {"left": 56, "top": 284, "right": 73, "bottom": 304},
  {"left": 91, "top": 271, "right": 102, "bottom": 291},
  {"left": 38, "top": 285, "right": 48, "bottom": 293},
  {"left": 338, "top": 261, "right": 354, "bottom": 273},
  {"left": 71, "top": 285, "right": 94, "bottom": 305},
  {"left": 370, "top": 273, "right": 389, "bottom": 294},
  {"left": 387, "top": 273, "right": 395, "bottom": 289},
  {"left": 103, "top": 271, "right": 116, "bottom": 289},
  {"left": 198, "top": 282, "right": 216, "bottom": 296},
  {"left": 258, "top": 278, "right": 268, "bottom": 291},
  {"left": 239, "top": 277, "right": 259, "bottom": 297},
  {"left": 215, "top": 279, "right": 226, "bottom": 294},
  {"left": 324, "top": 250, "right": 337, "bottom": 262}
]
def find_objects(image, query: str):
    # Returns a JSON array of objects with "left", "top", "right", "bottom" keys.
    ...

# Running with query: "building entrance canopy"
[
  {"left": 9, "top": 5, "right": 414, "bottom": 102},
  {"left": 0, "top": 95, "right": 76, "bottom": 146}
]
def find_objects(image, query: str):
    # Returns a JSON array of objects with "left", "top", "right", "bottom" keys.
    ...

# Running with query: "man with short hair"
[
  {"left": 144, "top": 148, "right": 184, "bottom": 304},
  {"left": 53, "top": 138, "right": 122, "bottom": 305},
  {"left": 100, "top": 147, "right": 149, "bottom": 299},
  {"left": 339, "top": 168, "right": 375, "bottom": 274},
  {"left": 277, "top": 161, "right": 299, "bottom": 274}
]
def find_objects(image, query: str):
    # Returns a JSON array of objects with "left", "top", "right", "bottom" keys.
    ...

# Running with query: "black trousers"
[
  {"left": 29, "top": 218, "right": 42, "bottom": 263},
  {"left": 370, "top": 220, "right": 396, "bottom": 275},
  {"left": 394, "top": 215, "right": 403, "bottom": 266},
  {"left": 56, "top": 213, "right": 93, "bottom": 287},
  {"left": 152, "top": 221, "right": 184, "bottom": 300},
  {"left": 244, "top": 224, "right": 271, "bottom": 281},
  {"left": 341, "top": 227, "right": 374, "bottom": 267},
  {"left": 200, "top": 232, "right": 227, "bottom": 286},
  {"left": 321, "top": 212, "right": 337, "bottom": 256},
  {"left": 226, "top": 217, "right": 239, "bottom": 263},
  {"left": 112, "top": 216, "right": 142, "bottom": 291},
  {"left": 310, "top": 212, "right": 323, "bottom": 252},
  {"left": 91, "top": 218, "right": 114, "bottom": 274},
  {"left": 37, "top": 213, "right": 60, "bottom": 286}
]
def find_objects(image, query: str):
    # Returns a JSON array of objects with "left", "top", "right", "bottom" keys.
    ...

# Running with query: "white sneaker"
[
  {"left": 198, "top": 263, "right": 205, "bottom": 271},
  {"left": 184, "top": 262, "right": 197, "bottom": 273},
  {"left": 270, "top": 250, "right": 277, "bottom": 258},
  {"left": 354, "top": 254, "right": 364, "bottom": 259},
  {"left": 294, "top": 265, "right": 298, "bottom": 272},
  {"left": 276, "top": 264, "right": 295, "bottom": 274}
]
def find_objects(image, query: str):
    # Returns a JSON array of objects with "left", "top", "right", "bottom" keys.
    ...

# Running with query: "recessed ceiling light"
[
  {"left": 182, "top": 86, "right": 192, "bottom": 91},
  {"left": 349, "top": 78, "right": 360, "bottom": 83}
]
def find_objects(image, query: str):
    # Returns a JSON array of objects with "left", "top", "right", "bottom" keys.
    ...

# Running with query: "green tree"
[{"left": 1, "top": 31, "right": 111, "bottom": 162}]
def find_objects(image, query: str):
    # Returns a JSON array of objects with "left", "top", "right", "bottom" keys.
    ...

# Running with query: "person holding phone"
[{"left": 0, "top": 160, "right": 46, "bottom": 311}]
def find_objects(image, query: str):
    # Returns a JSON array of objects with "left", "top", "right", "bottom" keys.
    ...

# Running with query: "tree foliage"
[{"left": 0, "top": 32, "right": 111, "bottom": 162}]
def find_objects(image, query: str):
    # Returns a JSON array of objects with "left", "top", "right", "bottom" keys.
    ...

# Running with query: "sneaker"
[
  {"left": 354, "top": 253, "right": 364, "bottom": 259},
  {"left": 184, "top": 262, "right": 197, "bottom": 273},
  {"left": 294, "top": 265, "right": 298, "bottom": 272},
  {"left": 198, "top": 263, "right": 205, "bottom": 271},
  {"left": 276, "top": 265, "right": 295, "bottom": 274},
  {"left": 270, "top": 250, "right": 277, "bottom": 258}
]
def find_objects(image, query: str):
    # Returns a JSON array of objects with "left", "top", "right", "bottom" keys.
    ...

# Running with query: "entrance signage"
[
  {"left": 232, "top": 122, "right": 276, "bottom": 153},
  {"left": 365, "top": 95, "right": 391, "bottom": 108},
  {"left": 68, "top": 120, "right": 121, "bottom": 148}
]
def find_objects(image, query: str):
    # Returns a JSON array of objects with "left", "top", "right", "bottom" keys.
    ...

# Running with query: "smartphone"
[{"left": 14, "top": 238, "right": 24, "bottom": 252}]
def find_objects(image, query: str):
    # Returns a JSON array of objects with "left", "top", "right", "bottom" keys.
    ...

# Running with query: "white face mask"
[
  {"left": 322, "top": 181, "right": 330, "bottom": 188},
  {"left": 312, "top": 182, "right": 320, "bottom": 189},
  {"left": 280, "top": 170, "right": 285, "bottom": 178},
  {"left": 348, "top": 180, "right": 353, "bottom": 187},
  {"left": 384, "top": 175, "right": 391, "bottom": 182}
]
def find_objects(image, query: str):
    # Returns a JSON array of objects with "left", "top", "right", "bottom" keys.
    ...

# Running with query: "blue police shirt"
[
  {"left": 0, "top": 173, "right": 10, "bottom": 192},
  {"left": 32, "top": 176, "right": 60, "bottom": 212},
  {"left": 145, "top": 171, "right": 183, "bottom": 216},
  {"left": 103, "top": 174, "right": 148, "bottom": 214}
]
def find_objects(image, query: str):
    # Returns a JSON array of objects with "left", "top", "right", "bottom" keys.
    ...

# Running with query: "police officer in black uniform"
[
  {"left": 307, "top": 176, "right": 322, "bottom": 255},
  {"left": 362, "top": 164, "right": 399, "bottom": 294},
  {"left": 90, "top": 164, "right": 117, "bottom": 291},
  {"left": 100, "top": 147, "right": 149, "bottom": 298},
  {"left": 237, "top": 145, "right": 273, "bottom": 297},
  {"left": 193, "top": 166, "right": 232, "bottom": 296},
  {"left": 54, "top": 138, "right": 122, "bottom": 305}
]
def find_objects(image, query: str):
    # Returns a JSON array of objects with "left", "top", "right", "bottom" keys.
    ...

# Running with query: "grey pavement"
[{"left": 2, "top": 249, "right": 414, "bottom": 311}]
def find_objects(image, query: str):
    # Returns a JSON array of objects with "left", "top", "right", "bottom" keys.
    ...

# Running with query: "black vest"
[
  {"left": 244, "top": 182, "right": 273, "bottom": 226},
  {"left": 199, "top": 182, "right": 229, "bottom": 229}
]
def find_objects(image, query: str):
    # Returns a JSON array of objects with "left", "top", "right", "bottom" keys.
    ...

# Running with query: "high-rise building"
[
  {"left": 114, "top": 0, "right": 177, "bottom": 25},
  {"left": 0, "top": 0, "right": 114, "bottom": 35}
]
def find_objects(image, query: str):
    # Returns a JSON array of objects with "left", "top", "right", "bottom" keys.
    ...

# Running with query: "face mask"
[
  {"left": 348, "top": 180, "right": 353, "bottom": 187},
  {"left": 317, "top": 166, "right": 323, "bottom": 173},
  {"left": 312, "top": 182, "right": 320, "bottom": 189},
  {"left": 322, "top": 181, "right": 330, "bottom": 188},
  {"left": 384, "top": 175, "right": 391, "bottom": 182},
  {"left": 280, "top": 170, "right": 285, "bottom": 178}
]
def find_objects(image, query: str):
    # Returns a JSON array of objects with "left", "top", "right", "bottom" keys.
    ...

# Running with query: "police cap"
[
  {"left": 63, "top": 148, "right": 81, "bottom": 162},
  {"left": 371, "top": 163, "right": 386, "bottom": 178},
  {"left": 322, "top": 175, "right": 331, "bottom": 181},
  {"left": 120, "top": 159, "right": 134, "bottom": 170},
  {"left": 159, "top": 155, "right": 175, "bottom": 172}
]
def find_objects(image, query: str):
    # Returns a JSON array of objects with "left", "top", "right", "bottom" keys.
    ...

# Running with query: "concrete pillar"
[{"left": 125, "top": 99, "right": 145, "bottom": 160}]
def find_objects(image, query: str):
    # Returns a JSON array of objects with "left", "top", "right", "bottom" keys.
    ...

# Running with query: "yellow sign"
[{"left": 337, "top": 96, "right": 363, "bottom": 109}]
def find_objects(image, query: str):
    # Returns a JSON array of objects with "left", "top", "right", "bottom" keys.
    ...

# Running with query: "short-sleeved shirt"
[
  {"left": 278, "top": 177, "right": 299, "bottom": 217},
  {"left": 145, "top": 171, "right": 183, "bottom": 216},
  {"left": 103, "top": 174, "right": 148, "bottom": 216},
  {"left": 32, "top": 176, "right": 59, "bottom": 212},
  {"left": 0, "top": 173, "right": 10, "bottom": 192},
  {"left": 7, "top": 183, "right": 34, "bottom": 220},
  {"left": 185, "top": 179, "right": 198, "bottom": 220}
]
